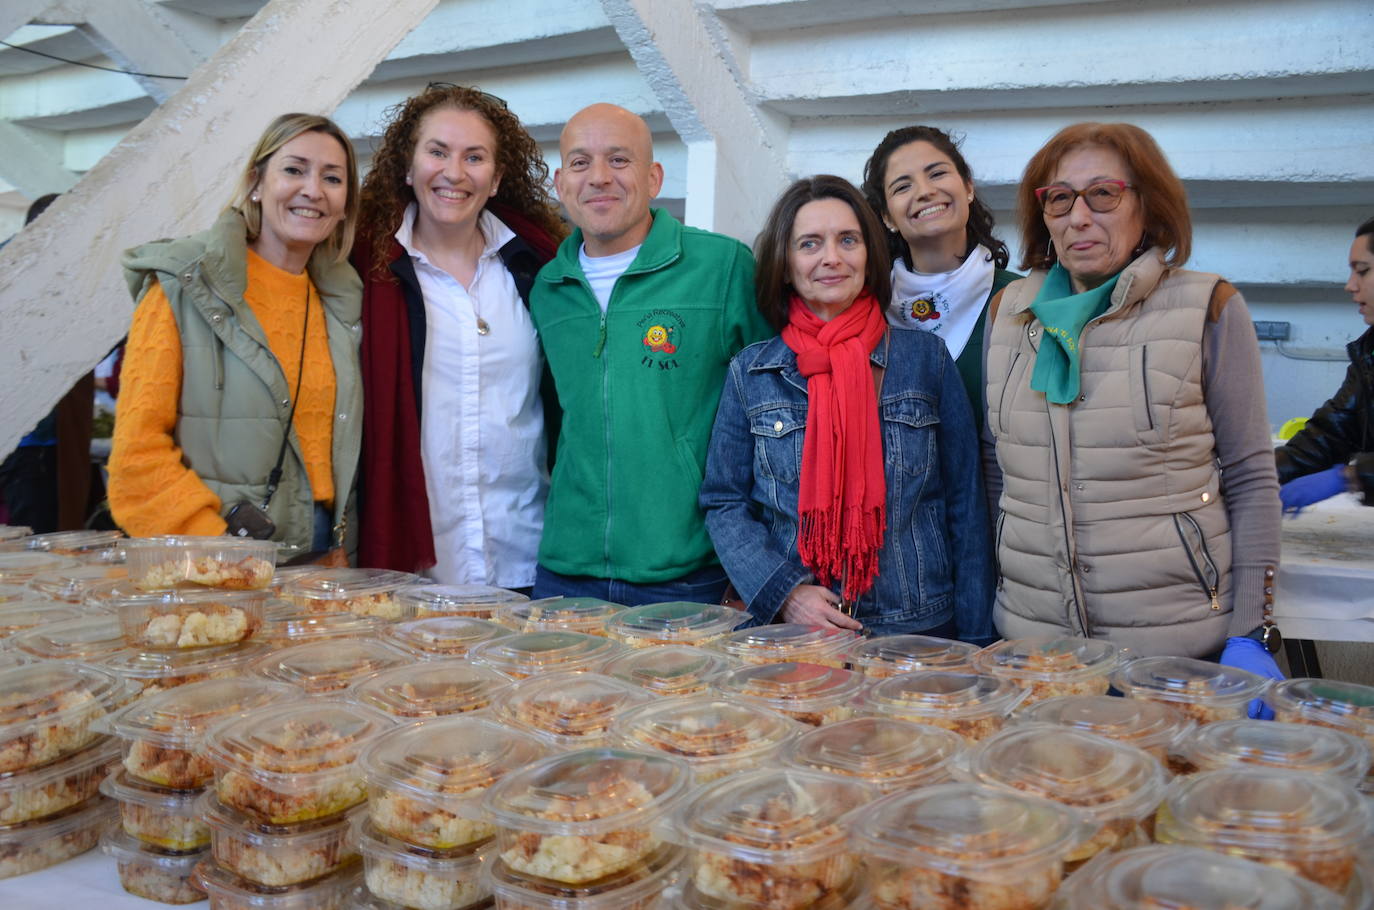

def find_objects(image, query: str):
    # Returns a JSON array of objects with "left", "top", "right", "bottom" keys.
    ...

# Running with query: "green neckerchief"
[{"left": 1028, "top": 264, "right": 1121, "bottom": 404}]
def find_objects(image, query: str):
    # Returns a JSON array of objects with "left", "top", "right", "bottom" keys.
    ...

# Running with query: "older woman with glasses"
[{"left": 984, "top": 123, "right": 1281, "bottom": 694}]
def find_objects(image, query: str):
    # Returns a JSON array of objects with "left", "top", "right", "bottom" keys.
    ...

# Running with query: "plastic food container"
[
  {"left": 960, "top": 724, "right": 1167, "bottom": 866},
  {"left": 101, "top": 767, "right": 209, "bottom": 850},
  {"left": 846, "top": 634, "right": 980, "bottom": 678},
  {"left": 606, "top": 602, "right": 749, "bottom": 649},
  {"left": 101, "top": 826, "right": 207, "bottom": 903},
  {"left": 398, "top": 583, "right": 528, "bottom": 620},
  {"left": 350, "top": 660, "right": 512, "bottom": 718},
  {"left": 971, "top": 636, "right": 1119, "bottom": 704},
  {"left": 497, "top": 672, "right": 654, "bottom": 748},
  {"left": 9, "top": 612, "right": 127, "bottom": 661},
  {"left": 497, "top": 596, "right": 627, "bottom": 637},
  {"left": 0, "top": 598, "right": 84, "bottom": 637},
  {"left": 259, "top": 600, "right": 385, "bottom": 644},
  {"left": 710, "top": 623, "right": 858, "bottom": 668},
  {"left": 713, "top": 661, "right": 865, "bottom": 727},
  {"left": 0, "top": 525, "right": 31, "bottom": 543},
  {"left": 110, "top": 587, "right": 268, "bottom": 649},
  {"left": 601, "top": 645, "right": 738, "bottom": 698},
  {"left": 469, "top": 630, "right": 624, "bottom": 680},
  {"left": 104, "top": 640, "right": 275, "bottom": 695},
  {"left": 361, "top": 716, "right": 547, "bottom": 850},
  {"left": 12, "top": 529, "right": 124, "bottom": 556},
  {"left": 664, "top": 767, "right": 874, "bottom": 909},
  {"left": 107, "top": 676, "right": 297, "bottom": 789},
  {"left": 204, "top": 698, "right": 393, "bottom": 824},
  {"left": 199, "top": 790, "right": 366, "bottom": 886},
  {"left": 857, "top": 670, "right": 1027, "bottom": 741},
  {"left": 0, "top": 793, "right": 114, "bottom": 880},
  {"left": 782, "top": 716, "right": 963, "bottom": 792},
  {"left": 1111, "top": 656, "right": 1269, "bottom": 725},
  {"left": 1016, "top": 694, "right": 1193, "bottom": 761},
  {"left": 0, "top": 734, "right": 120, "bottom": 824},
  {"left": 281, "top": 568, "right": 421, "bottom": 619},
  {"left": 124, "top": 536, "right": 277, "bottom": 591},
  {"left": 1053, "top": 843, "right": 1346, "bottom": 909},
  {"left": 1168, "top": 718, "right": 1371, "bottom": 782},
  {"left": 856, "top": 782, "right": 1086, "bottom": 910},
  {"left": 485, "top": 844, "right": 685, "bottom": 910},
  {"left": 26, "top": 563, "right": 127, "bottom": 602},
  {"left": 267, "top": 565, "right": 325, "bottom": 596},
  {"left": 384, "top": 616, "right": 512, "bottom": 659},
  {"left": 0, "top": 582, "right": 31, "bottom": 602},
  {"left": 255, "top": 638, "right": 411, "bottom": 695},
  {"left": 612, "top": 696, "right": 799, "bottom": 783},
  {"left": 0, "top": 660, "right": 133, "bottom": 773},
  {"left": 358, "top": 820, "right": 491, "bottom": 910},
  {"left": 483, "top": 747, "right": 691, "bottom": 885},
  {"left": 0, "top": 550, "right": 79, "bottom": 583},
  {"left": 1155, "top": 766, "right": 1369, "bottom": 892},
  {"left": 194, "top": 859, "right": 362, "bottom": 910},
  {"left": 1269, "top": 677, "right": 1374, "bottom": 750}
]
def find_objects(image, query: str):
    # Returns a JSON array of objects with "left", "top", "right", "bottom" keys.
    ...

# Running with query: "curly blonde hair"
[{"left": 356, "top": 85, "right": 566, "bottom": 274}]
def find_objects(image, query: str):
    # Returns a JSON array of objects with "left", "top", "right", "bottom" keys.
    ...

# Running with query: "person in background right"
[
  {"left": 1274, "top": 216, "right": 1374, "bottom": 514},
  {"left": 984, "top": 123, "right": 1282, "bottom": 703}
]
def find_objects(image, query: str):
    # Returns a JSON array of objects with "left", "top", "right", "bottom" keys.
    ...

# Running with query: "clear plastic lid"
[
  {"left": 961, "top": 724, "right": 1168, "bottom": 822},
  {"left": 204, "top": 698, "right": 394, "bottom": 780},
  {"left": 497, "top": 596, "right": 628, "bottom": 636},
  {"left": 195, "top": 858, "right": 362, "bottom": 910},
  {"left": 107, "top": 676, "right": 298, "bottom": 749},
  {"left": 123, "top": 535, "right": 278, "bottom": 590},
  {"left": 16, "top": 529, "right": 125, "bottom": 555},
  {"left": 281, "top": 568, "right": 421, "bottom": 616},
  {"left": 711, "top": 623, "right": 858, "bottom": 665},
  {"left": 851, "top": 781, "right": 1087, "bottom": 872},
  {"left": 0, "top": 582, "right": 31, "bottom": 602},
  {"left": 1016, "top": 694, "right": 1193, "bottom": 755},
  {"left": 0, "top": 599, "right": 84, "bottom": 636},
  {"left": 100, "top": 827, "right": 208, "bottom": 883},
  {"left": 485, "top": 844, "right": 684, "bottom": 909},
  {"left": 847, "top": 634, "right": 980, "bottom": 677},
  {"left": 862, "top": 671, "right": 1028, "bottom": 718},
  {"left": 1055, "top": 844, "right": 1347, "bottom": 909},
  {"left": 1172, "top": 719, "right": 1371, "bottom": 782},
  {"left": 0, "top": 550, "right": 79, "bottom": 582},
  {"left": 255, "top": 638, "right": 411, "bottom": 694},
  {"left": 468, "top": 630, "right": 624, "bottom": 680},
  {"left": 612, "top": 696, "right": 799, "bottom": 765},
  {"left": 973, "top": 635, "right": 1119, "bottom": 687},
  {"left": 713, "top": 661, "right": 866, "bottom": 724},
  {"left": 267, "top": 565, "right": 325, "bottom": 596},
  {"left": 0, "top": 735, "right": 122, "bottom": 822},
  {"left": 99, "top": 766, "right": 202, "bottom": 813},
  {"left": 349, "top": 660, "right": 512, "bottom": 718},
  {"left": 396, "top": 583, "right": 528, "bottom": 619},
  {"left": 355, "top": 816, "right": 487, "bottom": 874},
  {"left": 382, "top": 615, "right": 512, "bottom": 658},
  {"left": 102, "top": 639, "right": 274, "bottom": 686},
  {"left": 482, "top": 748, "right": 691, "bottom": 836},
  {"left": 783, "top": 717, "right": 964, "bottom": 790},
  {"left": 259, "top": 600, "right": 385, "bottom": 644},
  {"left": 0, "top": 525, "right": 32, "bottom": 542},
  {"left": 198, "top": 789, "right": 368, "bottom": 852},
  {"left": 0, "top": 793, "right": 115, "bottom": 866},
  {"left": 497, "top": 671, "right": 654, "bottom": 745},
  {"left": 1268, "top": 678, "right": 1374, "bottom": 735},
  {"left": 27, "top": 564, "right": 127, "bottom": 602},
  {"left": 0, "top": 660, "right": 134, "bottom": 771},
  {"left": 666, "top": 768, "right": 874, "bottom": 863},
  {"left": 1111, "top": 656, "right": 1270, "bottom": 715},
  {"left": 359, "top": 716, "right": 548, "bottom": 801},
  {"left": 10, "top": 612, "right": 128, "bottom": 660},
  {"left": 606, "top": 602, "right": 749, "bottom": 647},
  {"left": 601, "top": 644, "right": 738, "bottom": 698}
]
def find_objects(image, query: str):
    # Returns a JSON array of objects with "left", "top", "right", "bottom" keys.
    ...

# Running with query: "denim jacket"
[{"left": 700, "top": 326, "right": 994, "bottom": 639}]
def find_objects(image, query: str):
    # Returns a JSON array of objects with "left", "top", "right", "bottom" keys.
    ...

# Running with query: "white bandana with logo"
[{"left": 886, "top": 244, "right": 995, "bottom": 361}]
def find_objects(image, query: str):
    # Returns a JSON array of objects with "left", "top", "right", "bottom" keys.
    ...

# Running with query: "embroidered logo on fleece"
[
  {"left": 638, "top": 309, "right": 686, "bottom": 370},
  {"left": 905, "top": 291, "right": 946, "bottom": 326}
]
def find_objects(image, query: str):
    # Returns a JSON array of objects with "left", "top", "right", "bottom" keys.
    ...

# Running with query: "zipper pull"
[
  {"left": 1209, "top": 587, "right": 1219, "bottom": 611},
  {"left": 592, "top": 313, "right": 607, "bottom": 358}
]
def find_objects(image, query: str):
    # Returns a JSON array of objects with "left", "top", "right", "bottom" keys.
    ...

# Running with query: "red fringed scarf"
[{"left": 781, "top": 290, "right": 888, "bottom": 601}]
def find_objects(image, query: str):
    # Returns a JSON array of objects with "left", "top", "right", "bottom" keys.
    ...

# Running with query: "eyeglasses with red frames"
[{"left": 1035, "top": 179, "right": 1135, "bottom": 217}]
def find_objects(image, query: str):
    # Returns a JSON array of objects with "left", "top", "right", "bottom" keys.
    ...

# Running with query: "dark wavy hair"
[
  {"left": 861, "top": 125, "right": 1009, "bottom": 271},
  {"left": 1358, "top": 216, "right": 1374, "bottom": 252},
  {"left": 356, "top": 84, "right": 566, "bottom": 276},
  {"left": 753, "top": 175, "right": 892, "bottom": 332}
]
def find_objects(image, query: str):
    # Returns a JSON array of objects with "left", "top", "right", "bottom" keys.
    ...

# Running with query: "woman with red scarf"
[{"left": 700, "top": 176, "right": 993, "bottom": 638}]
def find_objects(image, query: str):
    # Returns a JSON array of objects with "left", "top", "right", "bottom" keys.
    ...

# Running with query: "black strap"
[{"left": 261, "top": 284, "right": 311, "bottom": 510}]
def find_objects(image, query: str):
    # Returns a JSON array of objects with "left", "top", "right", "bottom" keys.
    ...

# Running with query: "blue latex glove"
[
  {"left": 1279, "top": 465, "right": 1346, "bottom": 516},
  {"left": 1219, "top": 636, "right": 1284, "bottom": 719}
]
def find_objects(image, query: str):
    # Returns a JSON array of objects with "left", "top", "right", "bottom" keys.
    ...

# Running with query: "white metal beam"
[
  {"left": 75, "top": 0, "right": 217, "bottom": 102},
  {"left": 0, "top": 0, "right": 58, "bottom": 45},
  {"left": 0, "top": 0, "right": 440, "bottom": 458},
  {"left": 0, "top": 120, "right": 78, "bottom": 196}
]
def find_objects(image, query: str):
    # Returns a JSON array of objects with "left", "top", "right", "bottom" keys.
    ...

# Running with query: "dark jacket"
[{"left": 1276, "top": 326, "right": 1374, "bottom": 502}]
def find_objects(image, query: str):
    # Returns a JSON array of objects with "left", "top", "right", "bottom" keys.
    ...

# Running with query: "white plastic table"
[
  {"left": 0, "top": 847, "right": 206, "bottom": 908},
  {"left": 1274, "top": 492, "right": 1374, "bottom": 644}
]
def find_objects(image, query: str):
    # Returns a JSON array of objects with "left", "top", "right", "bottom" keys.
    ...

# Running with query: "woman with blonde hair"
[
  {"left": 111, "top": 112, "right": 363, "bottom": 556},
  {"left": 353, "top": 84, "right": 566, "bottom": 586}
]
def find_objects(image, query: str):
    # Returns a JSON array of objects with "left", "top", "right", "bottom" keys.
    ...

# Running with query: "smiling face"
[
  {"left": 407, "top": 107, "right": 500, "bottom": 236},
  {"left": 881, "top": 139, "right": 973, "bottom": 266},
  {"left": 249, "top": 130, "right": 348, "bottom": 272},
  {"left": 787, "top": 197, "right": 868, "bottom": 321},
  {"left": 555, "top": 104, "right": 664, "bottom": 257},
  {"left": 1044, "top": 144, "right": 1146, "bottom": 293},
  {"left": 1350, "top": 234, "right": 1374, "bottom": 326}
]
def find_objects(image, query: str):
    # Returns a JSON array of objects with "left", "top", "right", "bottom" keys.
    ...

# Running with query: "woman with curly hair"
[{"left": 353, "top": 84, "right": 567, "bottom": 584}]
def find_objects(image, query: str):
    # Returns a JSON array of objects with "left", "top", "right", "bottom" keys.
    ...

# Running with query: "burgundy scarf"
[
  {"left": 355, "top": 201, "right": 559, "bottom": 572},
  {"left": 781, "top": 290, "right": 888, "bottom": 601}
]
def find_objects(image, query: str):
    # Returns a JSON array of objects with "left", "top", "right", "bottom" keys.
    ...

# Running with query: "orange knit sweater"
[{"left": 110, "top": 249, "right": 336, "bottom": 536}]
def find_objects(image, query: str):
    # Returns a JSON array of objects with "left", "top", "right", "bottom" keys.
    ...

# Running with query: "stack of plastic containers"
[
  {"left": 280, "top": 568, "right": 422, "bottom": 620},
  {"left": 496, "top": 596, "right": 627, "bottom": 637},
  {"left": 0, "top": 662, "right": 134, "bottom": 880},
  {"left": 357, "top": 717, "right": 547, "bottom": 909}
]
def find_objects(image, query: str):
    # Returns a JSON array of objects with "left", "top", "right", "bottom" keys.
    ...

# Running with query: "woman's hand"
[{"left": 781, "top": 584, "right": 863, "bottom": 631}]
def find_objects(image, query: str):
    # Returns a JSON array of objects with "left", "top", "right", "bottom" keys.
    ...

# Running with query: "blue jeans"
[
  {"left": 533, "top": 563, "right": 730, "bottom": 607},
  {"left": 311, "top": 503, "right": 332, "bottom": 552}
]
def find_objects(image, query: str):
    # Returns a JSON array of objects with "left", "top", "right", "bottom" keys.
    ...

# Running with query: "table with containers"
[{"left": 0, "top": 525, "right": 1373, "bottom": 910}]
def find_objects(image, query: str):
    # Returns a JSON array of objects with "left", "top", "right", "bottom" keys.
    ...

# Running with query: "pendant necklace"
[{"left": 475, "top": 314, "right": 490, "bottom": 336}]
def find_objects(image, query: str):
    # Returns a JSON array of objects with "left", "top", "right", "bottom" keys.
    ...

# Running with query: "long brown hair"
[{"left": 356, "top": 84, "right": 566, "bottom": 275}]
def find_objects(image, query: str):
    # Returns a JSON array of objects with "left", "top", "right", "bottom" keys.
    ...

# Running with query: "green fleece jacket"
[{"left": 531, "top": 209, "right": 772, "bottom": 582}]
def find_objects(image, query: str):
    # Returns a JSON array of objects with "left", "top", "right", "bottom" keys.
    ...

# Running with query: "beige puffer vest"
[{"left": 986, "top": 251, "right": 1232, "bottom": 657}]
